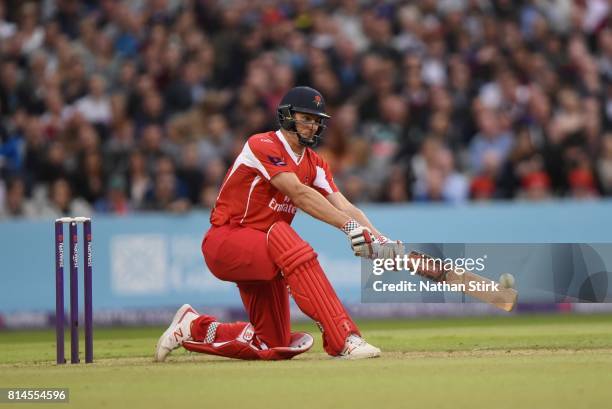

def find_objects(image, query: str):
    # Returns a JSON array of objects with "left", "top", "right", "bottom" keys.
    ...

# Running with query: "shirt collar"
[{"left": 275, "top": 130, "right": 304, "bottom": 165}]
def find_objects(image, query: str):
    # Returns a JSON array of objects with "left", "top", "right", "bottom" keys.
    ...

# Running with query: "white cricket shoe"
[
  {"left": 338, "top": 334, "right": 381, "bottom": 359},
  {"left": 154, "top": 304, "right": 199, "bottom": 362}
]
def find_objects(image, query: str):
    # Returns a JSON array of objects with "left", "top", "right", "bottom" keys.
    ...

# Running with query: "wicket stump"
[{"left": 54, "top": 217, "right": 93, "bottom": 364}]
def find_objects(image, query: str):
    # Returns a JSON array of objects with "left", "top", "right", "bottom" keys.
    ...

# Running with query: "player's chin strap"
[
  {"left": 288, "top": 129, "right": 319, "bottom": 148},
  {"left": 183, "top": 323, "right": 314, "bottom": 361}
]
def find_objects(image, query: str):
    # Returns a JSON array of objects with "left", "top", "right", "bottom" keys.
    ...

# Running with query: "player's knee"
[{"left": 267, "top": 221, "right": 317, "bottom": 275}]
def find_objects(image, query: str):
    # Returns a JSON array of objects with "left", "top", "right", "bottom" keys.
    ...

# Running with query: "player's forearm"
[
  {"left": 344, "top": 205, "right": 380, "bottom": 236},
  {"left": 292, "top": 185, "right": 351, "bottom": 229}
]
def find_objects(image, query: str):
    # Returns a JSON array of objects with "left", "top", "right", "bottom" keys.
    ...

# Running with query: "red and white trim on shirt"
[
  {"left": 240, "top": 175, "right": 261, "bottom": 224},
  {"left": 275, "top": 130, "right": 304, "bottom": 165}
]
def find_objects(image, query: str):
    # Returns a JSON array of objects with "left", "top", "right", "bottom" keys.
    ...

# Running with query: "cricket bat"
[{"left": 407, "top": 251, "right": 518, "bottom": 312}]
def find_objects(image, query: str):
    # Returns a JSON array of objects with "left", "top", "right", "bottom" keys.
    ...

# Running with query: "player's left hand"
[{"left": 341, "top": 219, "right": 375, "bottom": 258}]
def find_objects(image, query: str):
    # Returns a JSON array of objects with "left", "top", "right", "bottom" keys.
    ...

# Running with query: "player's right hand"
[
  {"left": 372, "top": 234, "right": 405, "bottom": 260},
  {"left": 341, "top": 219, "right": 374, "bottom": 258}
]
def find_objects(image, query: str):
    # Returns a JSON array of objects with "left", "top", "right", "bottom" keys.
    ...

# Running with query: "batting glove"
[
  {"left": 341, "top": 219, "right": 374, "bottom": 258},
  {"left": 372, "top": 234, "right": 405, "bottom": 260}
]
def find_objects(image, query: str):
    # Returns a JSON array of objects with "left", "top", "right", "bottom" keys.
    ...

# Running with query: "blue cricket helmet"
[{"left": 277, "top": 86, "right": 331, "bottom": 147}]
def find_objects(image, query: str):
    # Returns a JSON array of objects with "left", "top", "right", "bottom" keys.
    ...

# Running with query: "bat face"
[
  {"left": 447, "top": 270, "right": 518, "bottom": 312},
  {"left": 408, "top": 251, "right": 518, "bottom": 312}
]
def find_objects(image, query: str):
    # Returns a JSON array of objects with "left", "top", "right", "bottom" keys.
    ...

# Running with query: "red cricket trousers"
[{"left": 200, "top": 224, "right": 291, "bottom": 348}]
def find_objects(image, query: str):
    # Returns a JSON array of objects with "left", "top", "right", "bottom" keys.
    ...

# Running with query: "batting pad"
[
  {"left": 267, "top": 221, "right": 360, "bottom": 355},
  {"left": 183, "top": 324, "right": 313, "bottom": 360}
]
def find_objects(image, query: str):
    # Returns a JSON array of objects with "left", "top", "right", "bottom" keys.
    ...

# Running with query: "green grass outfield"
[{"left": 1, "top": 313, "right": 612, "bottom": 409}]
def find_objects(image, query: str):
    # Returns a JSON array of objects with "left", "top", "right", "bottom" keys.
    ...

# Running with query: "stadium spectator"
[
  {"left": 0, "top": 176, "right": 36, "bottom": 219},
  {"left": 598, "top": 133, "right": 612, "bottom": 194},
  {"left": 38, "top": 177, "right": 92, "bottom": 218},
  {"left": 94, "top": 174, "right": 131, "bottom": 215},
  {"left": 0, "top": 0, "right": 611, "bottom": 219}
]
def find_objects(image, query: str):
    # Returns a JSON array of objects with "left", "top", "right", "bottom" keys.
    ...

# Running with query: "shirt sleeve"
[
  {"left": 246, "top": 137, "right": 293, "bottom": 180},
  {"left": 312, "top": 155, "right": 339, "bottom": 196}
]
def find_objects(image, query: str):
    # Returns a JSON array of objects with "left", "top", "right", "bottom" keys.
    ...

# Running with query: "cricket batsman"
[{"left": 155, "top": 86, "right": 403, "bottom": 361}]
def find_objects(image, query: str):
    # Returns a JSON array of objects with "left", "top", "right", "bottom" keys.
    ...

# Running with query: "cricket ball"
[{"left": 499, "top": 273, "right": 516, "bottom": 289}]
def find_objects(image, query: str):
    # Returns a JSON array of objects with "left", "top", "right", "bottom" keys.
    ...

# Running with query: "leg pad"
[{"left": 267, "top": 221, "right": 359, "bottom": 355}]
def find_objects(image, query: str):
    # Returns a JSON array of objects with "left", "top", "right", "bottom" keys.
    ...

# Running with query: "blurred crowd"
[{"left": 1, "top": 0, "right": 612, "bottom": 220}]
